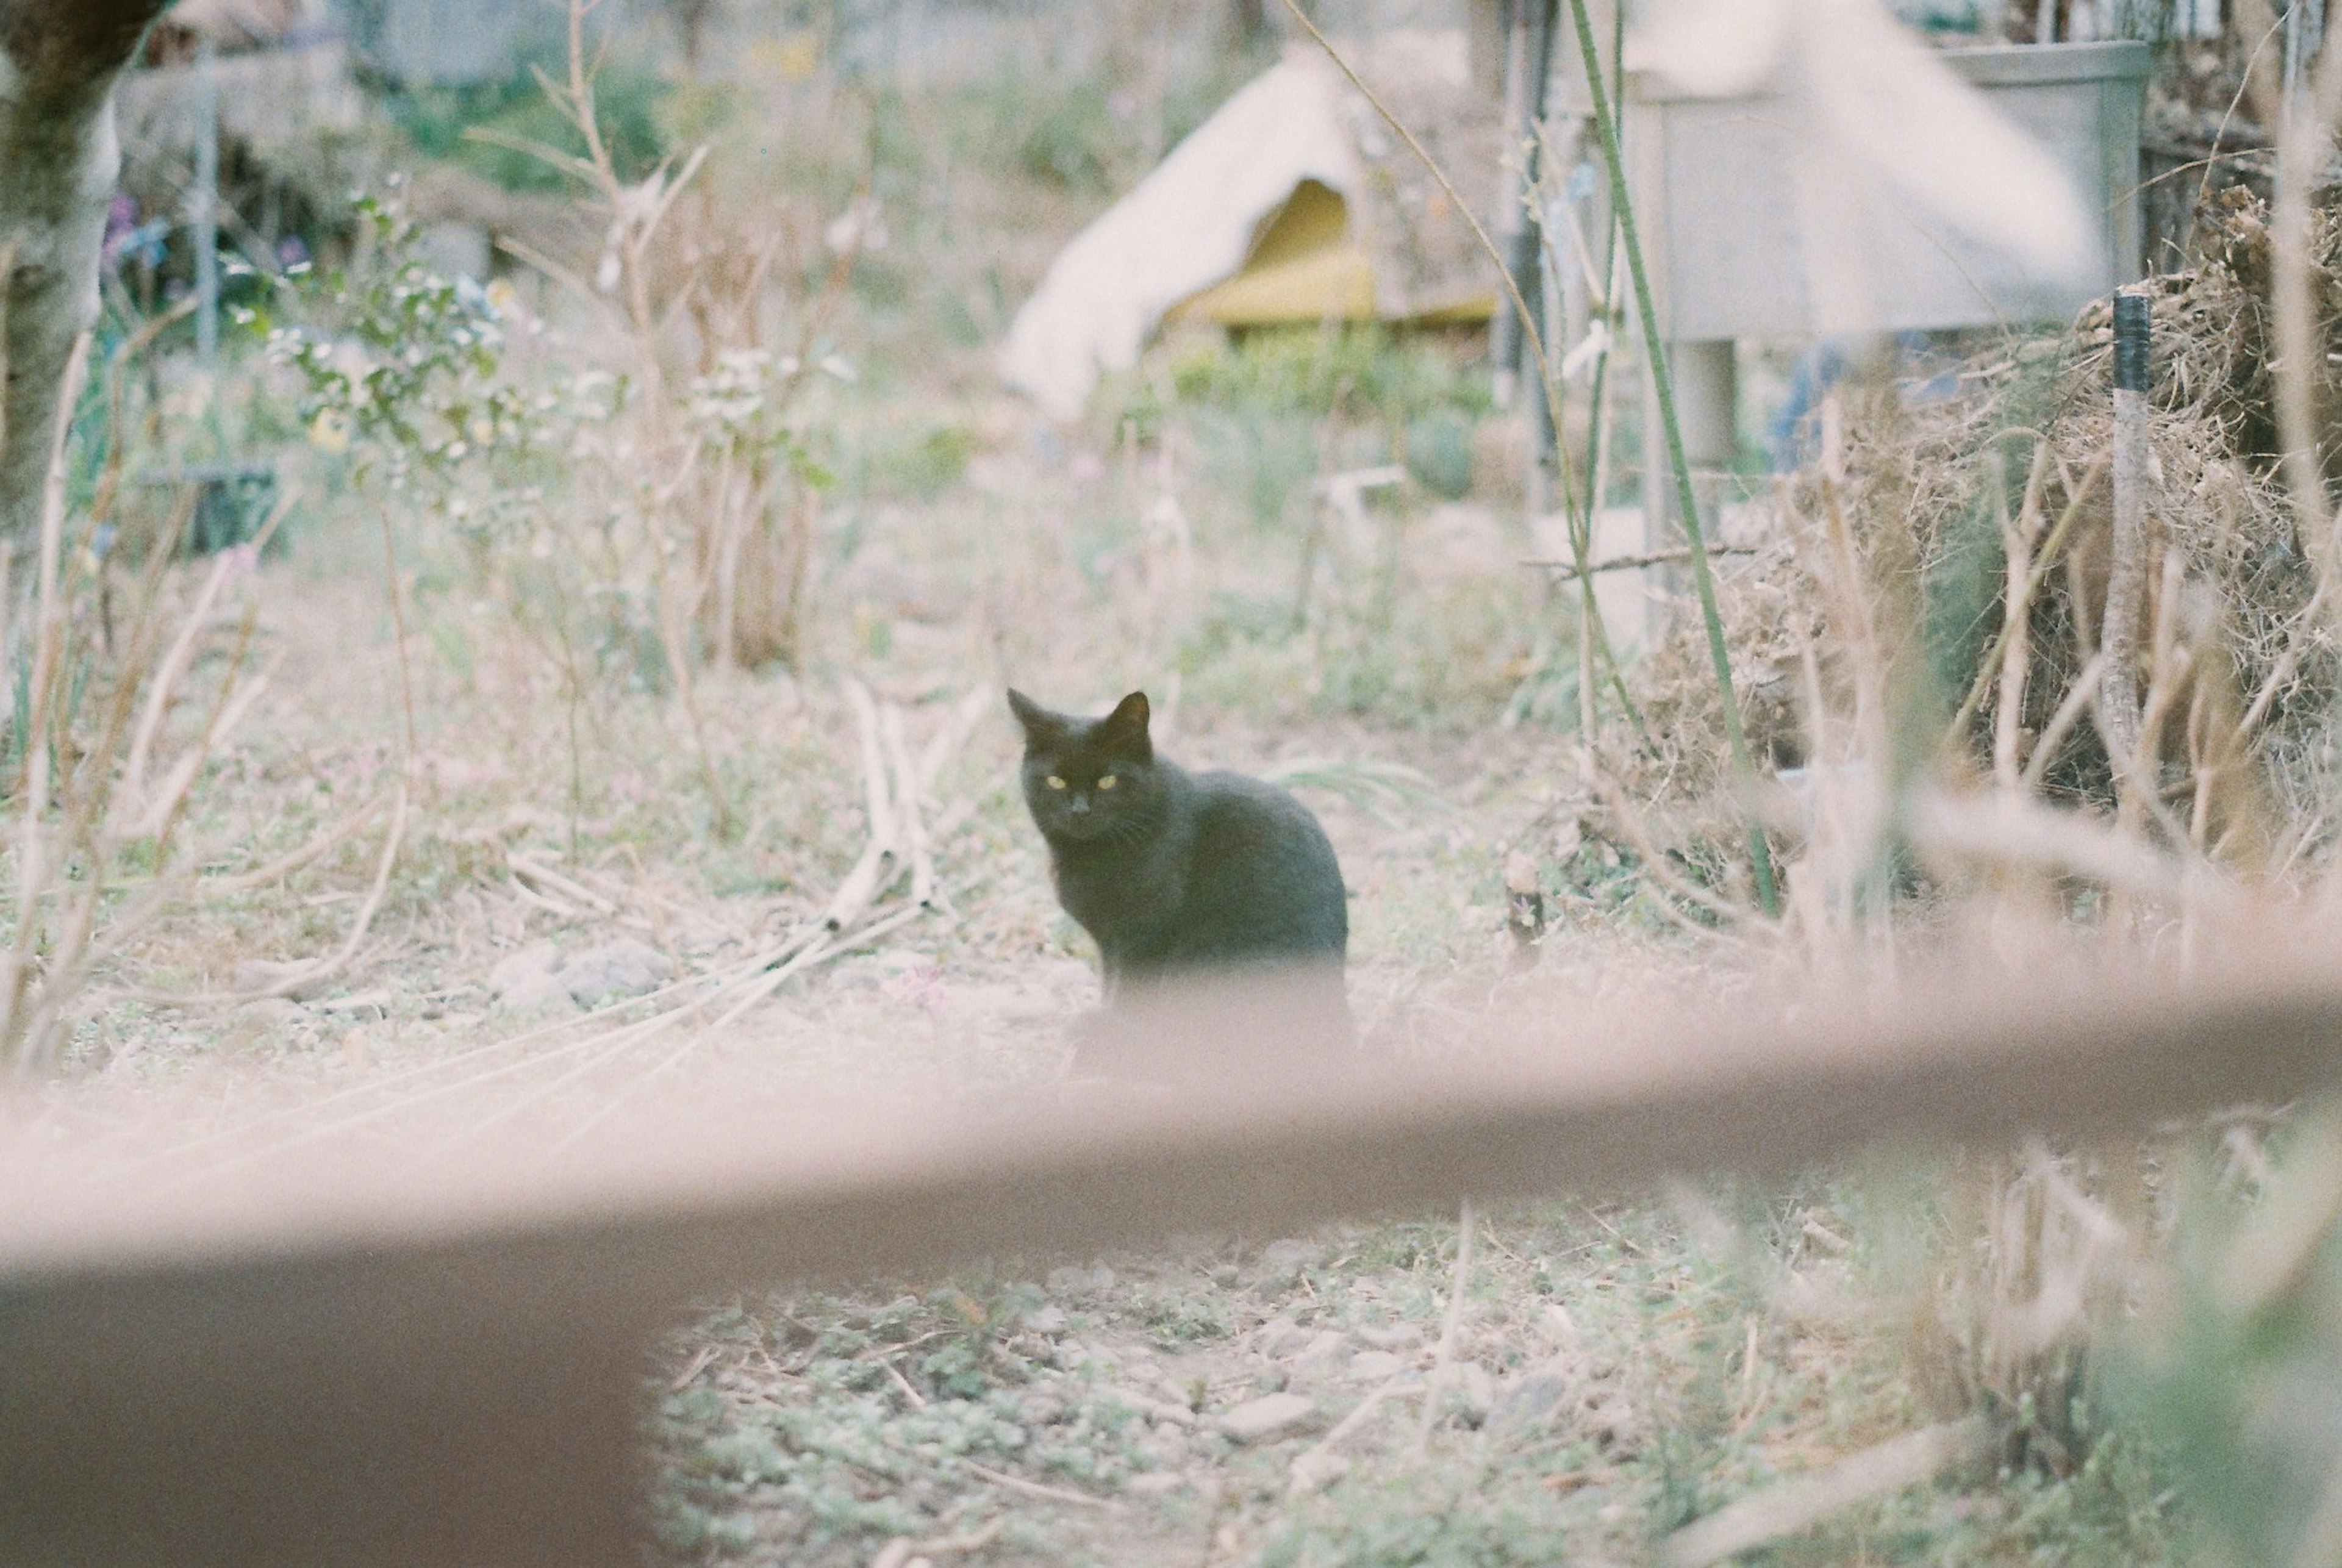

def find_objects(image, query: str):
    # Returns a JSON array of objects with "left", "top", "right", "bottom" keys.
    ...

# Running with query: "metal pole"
[
  {"left": 194, "top": 38, "right": 220, "bottom": 367},
  {"left": 2102, "top": 289, "right": 2150, "bottom": 786},
  {"left": 1490, "top": 0, "right": 1534, "bottom": 410}
]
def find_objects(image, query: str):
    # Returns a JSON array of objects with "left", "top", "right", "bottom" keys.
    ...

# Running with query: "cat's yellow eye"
[
  {"left": 1097, "top": 775, "right": 1118, "bottom": 790},
  {"left": 1046, "top": 775, "right": 1067, "bottom": 790}
]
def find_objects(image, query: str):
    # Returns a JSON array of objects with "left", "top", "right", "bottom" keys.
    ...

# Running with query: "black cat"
[{"left": 1007, "top": 689, "right": 1351, "bottom": 1075}]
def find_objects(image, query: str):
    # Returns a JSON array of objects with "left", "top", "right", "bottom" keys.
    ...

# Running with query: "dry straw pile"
[{"left": 1614, "top": 188, "right": 2342, "bottom": 892}]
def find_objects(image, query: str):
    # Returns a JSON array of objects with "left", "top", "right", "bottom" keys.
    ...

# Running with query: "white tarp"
[{"left": 998, "top": 57, "right": 1364, "bottom": 422}]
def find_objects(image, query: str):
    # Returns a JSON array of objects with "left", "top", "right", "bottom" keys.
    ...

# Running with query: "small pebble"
[
  {"left": 1218, "top": 1392, "right": 1317, "bottom": 1444},
  {"left": 560, "top": 937, "right": 673, "bottom": 1007},
  {"left": 1289, "top": 1330, "right": 1350, "bottom": 1370},
  {"left": 485, "top": 940, "right": 562, "bottom": 997}
]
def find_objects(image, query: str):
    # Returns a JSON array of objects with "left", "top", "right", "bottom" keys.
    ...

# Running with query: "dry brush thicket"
[{"left": 1610, "top": 189, "right": 2342, "bottom": 911}]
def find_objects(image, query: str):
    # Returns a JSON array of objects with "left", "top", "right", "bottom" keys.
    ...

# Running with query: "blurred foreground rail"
[{"left": 4, "top": 950, "right": 2340, "bottom": 1565}]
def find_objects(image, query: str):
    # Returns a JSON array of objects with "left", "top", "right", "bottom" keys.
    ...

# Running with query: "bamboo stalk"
[
  {"left": 1275, "top": 0, "right": 1623, "bottom": 743},
  {"left": 1568, "top": 9, "right": 1649, "bottom": 742},
  {"left": 1561, "top": 0, "right": 1778, "bottom": 915}
]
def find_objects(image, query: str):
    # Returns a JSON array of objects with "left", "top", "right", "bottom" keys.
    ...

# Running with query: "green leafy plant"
[{"left": 252, "top": 192, "right": 525, "bottom": 490}]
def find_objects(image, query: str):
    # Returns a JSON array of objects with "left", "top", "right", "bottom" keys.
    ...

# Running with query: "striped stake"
[{"left": 2102, "top": 290, "right": 2151, "bottom": 791}]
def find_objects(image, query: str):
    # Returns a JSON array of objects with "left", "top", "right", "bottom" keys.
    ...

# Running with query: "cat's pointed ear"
[
  {"left": 1102, "top": 691, "right": 1152, "bottom": 759},
  {"left": 1006, "top": 689, "right": 1061, "bottom": 746}
]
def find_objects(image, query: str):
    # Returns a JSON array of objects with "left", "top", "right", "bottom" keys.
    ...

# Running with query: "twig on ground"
[
  {"left": 668, "top": 1345, "right": 718, "bottom": 1391},
  {"left": 959, "top": 1459, "right": 1123, "bottom": 1511},
  {"left": 509, "top": 853, "right": 619, "bottom": 915},
  {"left": 914, "top": 1518, "right": 1006, "bottom": 1556},
  {"left": 1289, "top": 1376, "right": 1423, "bottom": 1495},
  {"left": 870, "top": 1517, "right": 1005, "bottom": 1568},
  {"left": 1657, "top": 1417, "right": 1991, "bottom": 1568},
  {"left": 881, "top": 701, "right": 936, "bottom": 909},
  {"left": 1413, "top": 1198, "right": 1475, "bottom": 1454},
  {"left": 878, "top": 1358, "right": 927, "bottom": 1409},
  {"left": 508, "top": 876, "right": 585, "bottom": 922},
  {"left": 195, "top": 795, "right": 389, "bottom": 894},
  {"left": 825, "top": 679, "right": 898, "bottom": 929},
  {"left": 242, "top": 783, "right": 411, "bottom": 1001}
]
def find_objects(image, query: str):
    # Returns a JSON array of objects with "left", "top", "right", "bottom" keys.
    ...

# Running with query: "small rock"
[
  {"left": 494, "top": 968, "right": 581, "bottom": 1018},
  {"left": 1255, "top": 1319, "right": 1312, "bottom": 1359},
  {"left": 1583, "top": 1387, "right": 1642, "bottom": 1450},
  {"left": 1137, "top": 1427, "right": 1187, "bottom": 1468},
  {"left": 1354, "top": 1324, "right": 1423, "bottom": 1351},
  {"left": 1494, "top": 1369, "right": 1572, "bottom": 1428},
  {"left": 560, "top": 938, "right": 674, "bottom": 1007},
  {"left": 1017, "top": 1391, "right": 1068, "bottom": 1427},
  {"left": 234, "top": 997, "right": 311, "bottom": 1029},
  {"left": 1451, "top": 1363, "right": 1497, "bottom": 1425},
  {"left": 1105, "top": 1387, "right": 1195, "bottom": 1427},
  {"left": 1345, "top": 1350, "right": 1405, "bottom": 1383},
  {"left": 314, "top": 989, "right": 394, "bottom": 1018},
  {"left": 1289, "top": 1450, "right": 1350, "bottom": 1494},
  {"left": 485, "top": 940, "right": 564, "bottom": 997},
  {"left": 1023, "top": 1305, "right": 1068, "bottom": 1334},
  {"left": 1289, "top": 1330, "right": 1351, "bottom": 1371},
  {"left": 1217, "top": 1392, "right": 1318, "bottom": 1444}
]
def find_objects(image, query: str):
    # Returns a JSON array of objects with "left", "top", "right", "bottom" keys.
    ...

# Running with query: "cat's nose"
[{"left": 1067, "top": 795, "right": 1090, "bottom": 814}]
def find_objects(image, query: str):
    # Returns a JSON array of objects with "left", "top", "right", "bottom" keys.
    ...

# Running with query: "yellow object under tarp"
[
  {"left": 1172, "top": 243, "right": 1380, "bottom": 324},
  {"left": 1167, "top": 177, "right": 1495, "bottom": 328}
]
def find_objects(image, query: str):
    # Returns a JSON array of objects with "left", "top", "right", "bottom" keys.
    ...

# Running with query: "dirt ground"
[{"left": 22, "top": 498, "right": 2158, "bottom": 1568}]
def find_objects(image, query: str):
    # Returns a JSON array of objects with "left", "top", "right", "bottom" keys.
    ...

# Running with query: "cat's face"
[{"left": 1008, "top": 689, "right": 1161, "bottom": 845}]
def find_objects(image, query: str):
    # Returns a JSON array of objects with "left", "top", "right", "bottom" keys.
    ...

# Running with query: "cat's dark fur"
[{"left": 1007, "top": 689, "right": 1350, "bottom": 1073}]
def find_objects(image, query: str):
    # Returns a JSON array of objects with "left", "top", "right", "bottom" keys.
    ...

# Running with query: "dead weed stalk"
[
  {"left": 480, "top": 0, "right": 866, "bottom": 838},
  {"left": 0, "top": 337, "right": 336, "bottom": 1069}
]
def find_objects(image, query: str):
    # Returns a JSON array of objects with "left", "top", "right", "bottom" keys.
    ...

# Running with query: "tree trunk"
[{"left": 0, "top": 0, "right": 174, "bottom": 557}]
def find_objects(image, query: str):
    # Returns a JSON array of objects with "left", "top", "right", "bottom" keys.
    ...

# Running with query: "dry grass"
[{"left": 29, "top": 15, "right": 2342, "bottom": 1568}]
